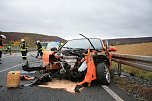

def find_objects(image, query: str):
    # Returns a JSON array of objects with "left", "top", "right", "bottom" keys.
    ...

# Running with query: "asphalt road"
[{"left": 0, "top": 52, "right": 136, "bottom": 101}]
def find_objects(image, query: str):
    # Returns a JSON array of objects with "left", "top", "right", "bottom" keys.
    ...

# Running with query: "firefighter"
[
  {"left": 0, "top": 34, "right": 6, "bottom": 64},
  {"left": 35, "top": 40, "right": 43, "bottom": 58},
  {"left": 5, "top": 44, "right": 12, "bottom": 55},
  {"left": 59, "top": 42, "right": 64, "bottom": 49},
  {"left": 19, "top": 39, "right": 28, "bottom": 60}
]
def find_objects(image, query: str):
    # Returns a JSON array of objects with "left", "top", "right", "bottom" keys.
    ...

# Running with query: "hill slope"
[
  {"left": 0, "top": 32, "right": 66, "bottom": 47},
  {"left": 108, "top": 37, "right": 152, "bottom": 45},
  {"left": 1, "top": 31, "right": 151, "bottom": 46}
]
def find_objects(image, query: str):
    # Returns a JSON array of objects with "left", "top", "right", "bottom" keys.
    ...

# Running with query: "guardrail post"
[{"left": 118, "top": 62, "right": 121, "bottom": 76}]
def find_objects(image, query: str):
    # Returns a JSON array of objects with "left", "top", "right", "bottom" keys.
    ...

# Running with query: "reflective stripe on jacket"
[{"left": 19, "top": 42, "right": 28, "bottom": 51}]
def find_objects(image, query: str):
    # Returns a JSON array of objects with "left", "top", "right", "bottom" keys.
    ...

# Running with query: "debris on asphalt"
[
  {"left": 39, "top": 79, "right": 79, "bottom": 93},
  {"left": 20, "top": 75, "right": 34, "bottom": 80},
  {"left": 20, "top": 70, "right": 36, "bottom": 76},
  {"left": 74, "top": 85, "right": 85, "bottom": 93}
]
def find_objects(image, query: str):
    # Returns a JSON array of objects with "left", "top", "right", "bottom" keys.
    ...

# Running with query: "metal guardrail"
[
  {"left": 2, "top": 48, "right": 36, "bottom": 53},
  {"left": 112, "top": 53, "right": 152, "bottom": 75}
]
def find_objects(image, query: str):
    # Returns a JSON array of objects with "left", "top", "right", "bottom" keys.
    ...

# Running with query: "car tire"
[{"left": 96, "top": 62, "right": 110, "bottom": 85}]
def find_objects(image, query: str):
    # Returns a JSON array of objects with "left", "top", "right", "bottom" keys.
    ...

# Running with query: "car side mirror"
[{"left": 109, "top": 46, "right": 117, "bottom": 52}]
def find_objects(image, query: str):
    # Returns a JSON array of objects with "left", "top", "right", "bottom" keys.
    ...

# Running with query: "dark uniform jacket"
[
  {"left": 19, "top": 42, "right": 28, "bottom": 51},
  {"left": 0, "top": 36, "right": 3, "bottom": 50},
  {"left": 36, "top": 43, "right": 42, "bottom": 50}
]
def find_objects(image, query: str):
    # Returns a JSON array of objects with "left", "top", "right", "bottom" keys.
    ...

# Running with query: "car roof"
[
  {"left": 67, "top": 38, "right": 103, "bottom": 41},
  {"left": 60, "top": 38, "right": 104, "bottom": 50}
]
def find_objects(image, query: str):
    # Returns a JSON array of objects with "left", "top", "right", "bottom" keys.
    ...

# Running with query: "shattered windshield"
[{"left": 61, "top": 38, "right": 102, "bottom": 50}]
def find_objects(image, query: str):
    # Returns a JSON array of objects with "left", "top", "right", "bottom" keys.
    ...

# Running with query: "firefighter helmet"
[
  {"left": 61, "top": 42, "right": 64, "bottom": 46},
  {"left": 21, "top": 39, "right": 25, "bottom": 42},
  {"left": 36, "top": 40, "right": 40, "bottom": 43},
  {"left": 0, "top": 34, "right": 6, "bottom": 39}
]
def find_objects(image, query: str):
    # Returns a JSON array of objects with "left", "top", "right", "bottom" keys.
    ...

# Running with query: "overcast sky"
[{"left": 0, "top": 0, "right": 152, "bottom": 40}]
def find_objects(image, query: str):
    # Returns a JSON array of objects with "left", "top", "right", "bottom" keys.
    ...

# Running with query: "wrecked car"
[
  {"left": 22, "top": 35, "right": 117, "bottom": 92},
  {"left": 43, "top": 35, "right": 116, "bottom": 83}
]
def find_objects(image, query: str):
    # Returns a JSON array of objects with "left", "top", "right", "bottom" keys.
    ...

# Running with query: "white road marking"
[
  {"left": 0, "top": 63, "right": 23, "bottom": 73},
  {"left": 2, "top": 54, "right": 20, "bottom": 59},
  {"left": 102, "top": 85, "right": 124, "bottom": 101}
]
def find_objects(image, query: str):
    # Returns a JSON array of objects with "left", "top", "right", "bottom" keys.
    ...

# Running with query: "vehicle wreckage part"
[
  {"left": 60, "top": 68, "right": 66, "bottom": 75},
  {"left": 23, "top": 73, "right": 51, "bottom": 87},
  {"left": 20, "top": 75, "right": 34, "bottom": 80},
  {"left": 74, "top": 85, "right": 85, "bottom": 93},
  {"left": 96, "top": 62, "right": 110, "bottom": 85},
  {"left": 23, "top": 70, "right": 60, "bottom": 87},
  {"left": 59, "top": 61, "right": 69, "bottom": 75},
  {"left": 78, "top": 49, "right": 97, "bottom": 86},
  {"left": 62, "top": 55, "right": 78, "bottom": 70},
  {"left": 22, "top": 61, "right": 45, "bottom": 72},
  {"left": 22, "top": 63, "right": 44, "bottom": 72},
  {"left": 78, "top": 61, "right": 87, "bottom": 72},
  {"left": 79, "top": 34, "right": 96, "bottom": 50}
]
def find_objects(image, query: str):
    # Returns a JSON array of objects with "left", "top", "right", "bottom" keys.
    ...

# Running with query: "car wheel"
[{"left": 96, "top": 62, "right": 110, "bottom": 85}]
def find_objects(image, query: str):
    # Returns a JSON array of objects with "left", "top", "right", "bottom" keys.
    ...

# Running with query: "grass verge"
[{"left": 113, "top": 76, "right": 152, "bottom": 101}]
